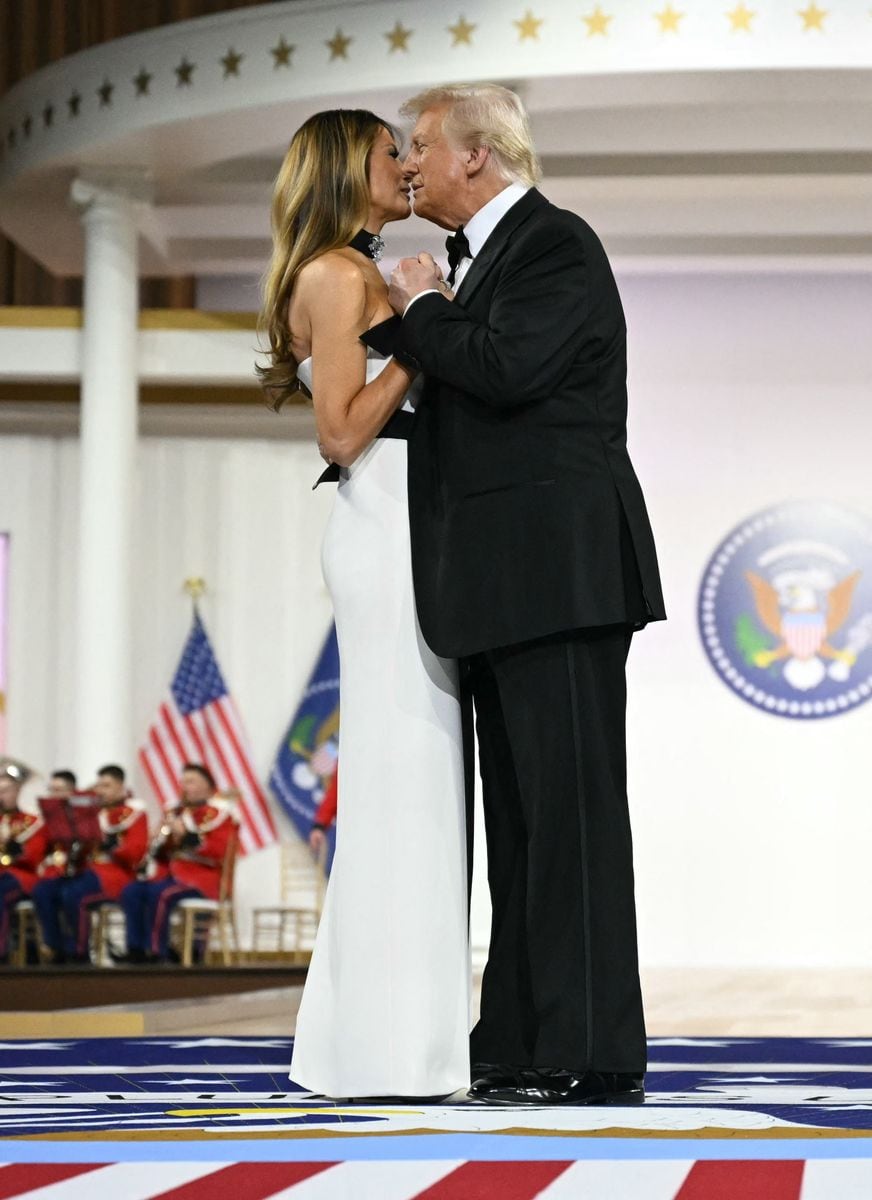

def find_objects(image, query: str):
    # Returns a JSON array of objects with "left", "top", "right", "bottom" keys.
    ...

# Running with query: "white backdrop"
[
  {"left": 621, "top": 269, "right": 872, "bottom": 970},
  {"left": 2, "top": 268, "right": 871, "bottom": 965}
]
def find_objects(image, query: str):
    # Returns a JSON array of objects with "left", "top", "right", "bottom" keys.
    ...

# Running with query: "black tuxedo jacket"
[{"left": 395, "top": 187, "right": 666, "bottom": 659}]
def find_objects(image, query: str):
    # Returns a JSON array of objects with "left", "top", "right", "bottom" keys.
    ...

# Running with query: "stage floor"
[{"left": 2, "top": 1035, "right": 872, "bottom": 1197}]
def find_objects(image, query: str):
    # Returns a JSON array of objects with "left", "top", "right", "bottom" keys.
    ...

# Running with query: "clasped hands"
[{"left": 388, "top": 252, "right": 453, "bottom": 314}]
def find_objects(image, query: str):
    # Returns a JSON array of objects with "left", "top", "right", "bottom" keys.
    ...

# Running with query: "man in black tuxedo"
[{"left": 389, "top": 84, "right": 665, "bottom": 1107}]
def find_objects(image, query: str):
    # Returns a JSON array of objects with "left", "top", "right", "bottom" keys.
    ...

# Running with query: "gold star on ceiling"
[
  {"left": 221, "top": 47, "right": 244, "bottom": 77},
  {"left": 133, "top": 67, "right": 153, "bottom": 96},
  {"left": 97, "top": 79, "right": 114, "bottom": 107},
  {"left": 175, "top": 57, "right": 196, "bottom": 86},
  {"left": 727, "top": 3, "right": 755, "bottom": 30},
  {"left": 67, "top": 91, "right": 82, "bottom": 117},
  {"left": 514, "top": 11, "right": 544, "bottom": 40},
  {"left": 385, "top": 21, "right": 413, "bottom": 51},
  {"left": 582, "top": 6, "right": 612, "bottom": 36},
  {"left": 448, "top": 16, "right": 476, "bottom": 45},
  {"left": 798, "top": 2, "right": 827, "bottom": 28},
  {"left": 655, "top": 4, "right": 685, "bottom": 32},
  {"left": 326, "top": 28, "right": 352, "bottom": 60},
  {"left": 271, "top": 36, "right": 295, "bottom": 67}
]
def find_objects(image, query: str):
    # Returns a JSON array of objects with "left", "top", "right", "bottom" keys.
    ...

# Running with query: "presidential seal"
[{"left": 698, "top": 501, "right": 872, "bottom": 719}]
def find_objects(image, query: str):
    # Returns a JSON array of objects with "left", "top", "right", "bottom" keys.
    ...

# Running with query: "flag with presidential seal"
[
  {"left": 698, "top": 500, "right": 872, "bottom": 719},
  {"left": 268, "top": 623, "right": 339, "bottom": 844}
]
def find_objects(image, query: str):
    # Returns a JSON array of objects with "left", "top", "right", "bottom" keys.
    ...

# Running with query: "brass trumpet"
[{"left": 136, "top": 813, "right": 179, "bottom": 879}]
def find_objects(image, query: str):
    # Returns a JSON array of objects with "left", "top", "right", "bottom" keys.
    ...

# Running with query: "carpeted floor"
[{"left": 2, "top": 1036, "right": 872, "bottom": 1196}]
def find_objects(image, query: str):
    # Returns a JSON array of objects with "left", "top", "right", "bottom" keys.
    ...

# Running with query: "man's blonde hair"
[{"left": 400, "top": 83, "right": 541, "bottom": 187}]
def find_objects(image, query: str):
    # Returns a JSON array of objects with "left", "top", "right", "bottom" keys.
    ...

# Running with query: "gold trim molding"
[
  {"left": 0, "top": 382, "right": 302, "bottom": 406},
  {"left": 0, "top": 307, "right": 258, "bottom": 331}
]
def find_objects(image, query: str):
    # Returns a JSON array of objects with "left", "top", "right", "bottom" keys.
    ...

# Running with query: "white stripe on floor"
[
  {"left": 801, "top": 1159, "right": 872, "bottom": 1199},
  {"left": 537, "top": 1159, "right": 696, "bottom": 1199},
  {"left": 268, "top": 1160, "right": 464, "bottom": 1199},
  {"left": 9, "top": 1161, "right": 228, "bottom": 1200}
]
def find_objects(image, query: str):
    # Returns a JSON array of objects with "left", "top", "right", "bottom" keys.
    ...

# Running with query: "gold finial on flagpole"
[{"left": 183, "top": 576, "right": 206, "bottom": 602}]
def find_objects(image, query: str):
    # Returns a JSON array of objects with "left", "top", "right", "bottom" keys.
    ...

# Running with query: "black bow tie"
[{"left": 445, "top": 227, "right": 471, "bottom": 283}]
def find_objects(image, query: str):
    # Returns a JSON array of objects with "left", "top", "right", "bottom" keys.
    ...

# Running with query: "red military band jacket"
[
  {"left": 0, "top": 809, "right": 47, "bottom": 894},
  {"left": 313, "top": 770, "right": 338, "bottom": 829},
  {"left": 90, "top": 800, "right": 149, "bottom": 898},
  {"left": 166, "top": 799, "right": 236, "bottom": 901}
]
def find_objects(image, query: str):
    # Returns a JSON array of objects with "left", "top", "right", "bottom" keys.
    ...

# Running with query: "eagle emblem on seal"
[{"left": 744, "top": 568, "right": 860, "bottom": 691}]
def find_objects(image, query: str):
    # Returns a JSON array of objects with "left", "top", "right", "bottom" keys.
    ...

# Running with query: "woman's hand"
[{"left": 390, "top": 252, "right": 454, "bottom": 310}]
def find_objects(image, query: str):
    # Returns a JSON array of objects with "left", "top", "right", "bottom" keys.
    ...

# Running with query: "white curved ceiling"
[{"left": 1, "top": 0, "right": 871, "bottom": 278}]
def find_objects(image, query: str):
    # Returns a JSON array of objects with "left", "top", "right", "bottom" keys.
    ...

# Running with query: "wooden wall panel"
[{"left": 0, "top": 0, "right": 278, "bottom": 305}]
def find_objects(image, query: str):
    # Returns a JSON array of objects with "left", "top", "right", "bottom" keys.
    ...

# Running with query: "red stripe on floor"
[
  {"left": 675, "top": 1160, "right": 805, "bottom": 1200},
  {"left": 413, "top": 1161, "right": 573, "bottom": 1200},
  {"left": 0, "top": 1164, "right": 107, "bottom": 1197},
  {"left": 148, "top": 1162, "right": 335, "bottom": 1200}
]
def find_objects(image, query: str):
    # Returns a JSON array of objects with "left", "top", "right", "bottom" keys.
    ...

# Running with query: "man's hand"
[
  {"left": 308, "top": 826, "right": 326, "bottom": 855},
  {"left": 389, "top": 253, "right": 448, "bottom": 314}
]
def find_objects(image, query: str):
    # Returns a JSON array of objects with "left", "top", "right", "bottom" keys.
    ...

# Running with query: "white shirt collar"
[{"left": 463, "top": 182, "right": 530, "bottom": 259}]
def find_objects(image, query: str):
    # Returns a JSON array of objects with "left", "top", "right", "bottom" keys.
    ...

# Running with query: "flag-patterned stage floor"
[
  {"left": 2, "top": 1036, "right": 872, "bottom": 1197},
  {"left": 2, "top": 1159, "right": 871, "bottom": 1198}
]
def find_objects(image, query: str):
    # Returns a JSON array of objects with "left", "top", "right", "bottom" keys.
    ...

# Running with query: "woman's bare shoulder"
[{"left": 297, "top": 248, "right": 366, "bottom": 291}]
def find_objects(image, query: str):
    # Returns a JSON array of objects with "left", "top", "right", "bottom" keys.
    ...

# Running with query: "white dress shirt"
[{"left": 404, "top": 181, "right": 531, "bottom": 314}]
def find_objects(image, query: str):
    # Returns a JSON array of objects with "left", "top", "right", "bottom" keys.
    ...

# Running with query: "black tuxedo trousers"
[{"left": 465, "top": 625, "right": 646, "bottom": 1075}]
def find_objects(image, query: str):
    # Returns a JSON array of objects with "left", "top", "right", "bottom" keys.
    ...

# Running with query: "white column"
[{"left": 70, "top": 174, "right": 145, "bottom": 776}]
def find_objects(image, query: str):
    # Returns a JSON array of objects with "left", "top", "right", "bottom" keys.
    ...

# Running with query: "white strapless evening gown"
[{"left": 289, "top": 348, "right": 470, "bottom": 1098}]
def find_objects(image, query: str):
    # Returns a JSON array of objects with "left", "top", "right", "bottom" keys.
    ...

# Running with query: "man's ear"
[{"left": 465, "top": 145, "right": 491, "bottom": 177}]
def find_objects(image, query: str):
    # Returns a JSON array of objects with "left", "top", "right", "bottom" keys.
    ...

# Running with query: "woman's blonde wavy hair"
[{"left": 257, "top": 109, "right": 394, "bottom": 411}]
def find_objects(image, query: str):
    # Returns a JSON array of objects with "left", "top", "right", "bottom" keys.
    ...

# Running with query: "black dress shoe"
[
  {"left": 109, "top": 948, "right": 148, "bottom": 964},
  {"left": 469, "top": 1066, "right": 644, "bottom": 1107}
]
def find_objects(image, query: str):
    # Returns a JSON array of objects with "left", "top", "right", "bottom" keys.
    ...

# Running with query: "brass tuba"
[
  {"left": 0, "top": 756, "right": 37, "bottom": 867},
  {"left": 0, "top": 756, "right": 35, "bottom": 785}
]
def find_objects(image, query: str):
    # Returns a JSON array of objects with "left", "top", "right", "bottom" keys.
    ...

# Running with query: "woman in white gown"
[{"left": 258, "top": 111, "right": 470, "bottom": 1099}]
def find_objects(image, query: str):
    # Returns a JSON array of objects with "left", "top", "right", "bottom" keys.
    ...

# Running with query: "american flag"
[{"left": 139, "top": 609, "right": 277, "bottom": 854}]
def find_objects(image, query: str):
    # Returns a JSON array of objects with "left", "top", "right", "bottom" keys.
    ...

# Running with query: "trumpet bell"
[{"left": 0, "top": 756, "right": 35, "bottom": 785}]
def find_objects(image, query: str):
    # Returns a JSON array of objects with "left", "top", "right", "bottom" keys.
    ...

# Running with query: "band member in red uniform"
[
  {"left": 46, "top": 770, "right": 78, "bottom": 801},
  {"left": 119, "top": 763, "right": 236, "bottom": 963},
  {"left": 308, "top": 767, "right": 337, "bottom": 854},
  {"left": 32, "top": 764, "right": 147, "bottom": 963},
  {"left": 0, "top": 758, "right": 46, "bottom": 963}
]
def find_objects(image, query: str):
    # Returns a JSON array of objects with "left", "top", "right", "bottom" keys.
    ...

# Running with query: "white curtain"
[{"left": 1, "top": 432, "right": 335, "bottom": 784}]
